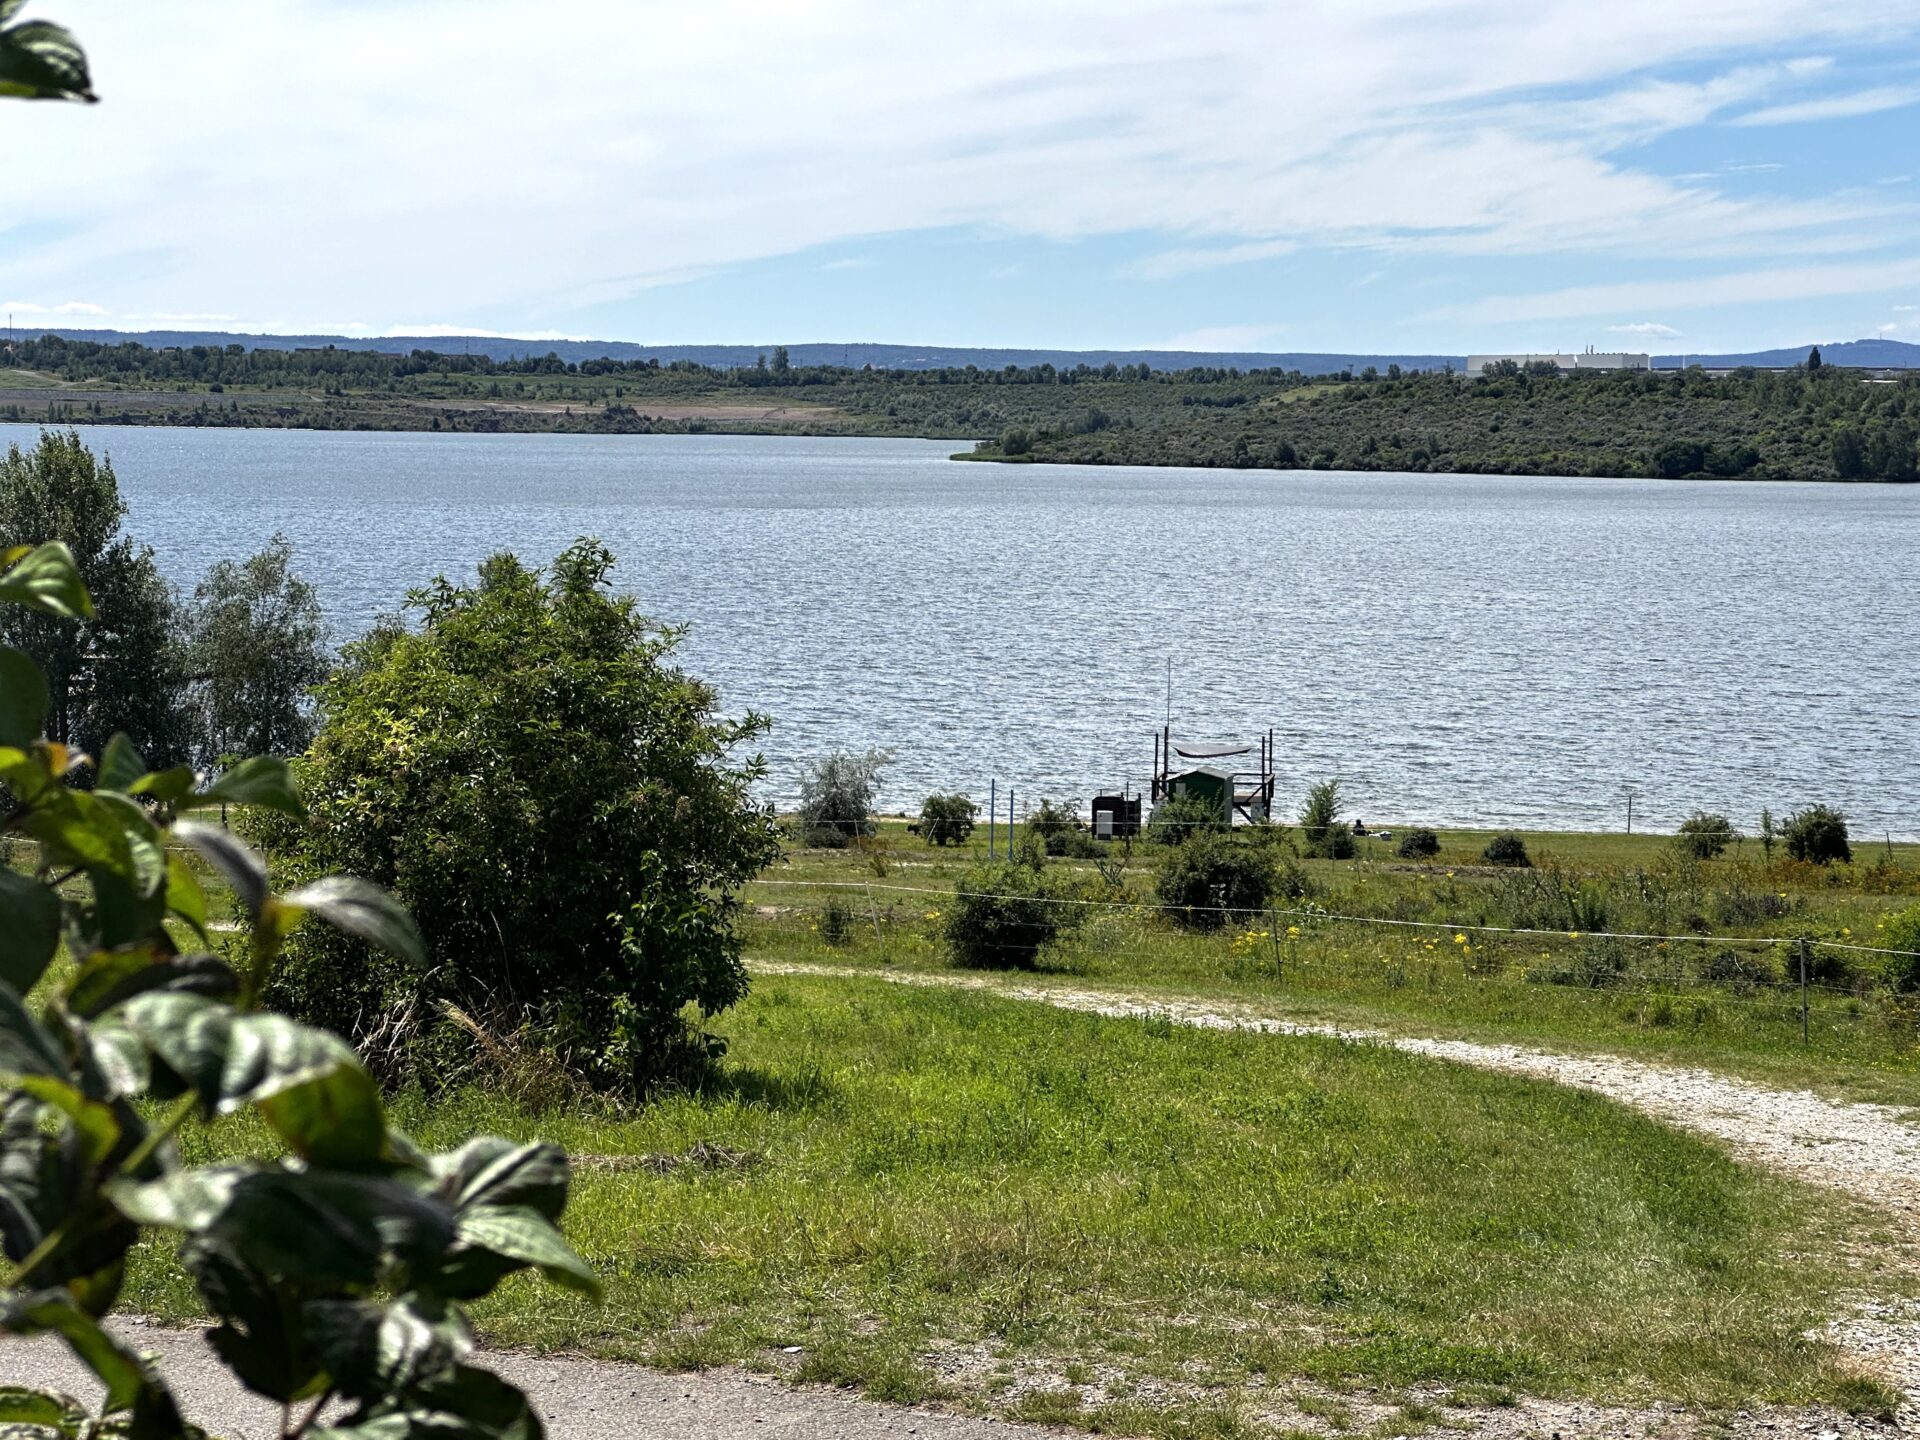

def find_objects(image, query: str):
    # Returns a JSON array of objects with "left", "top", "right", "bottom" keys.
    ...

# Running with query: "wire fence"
[
  {"left": 742, "top": 878, "right": 1920, "bottom": 1046},
  {"left": 793, "top": 792, "right": 1920, "bottom": 846}
]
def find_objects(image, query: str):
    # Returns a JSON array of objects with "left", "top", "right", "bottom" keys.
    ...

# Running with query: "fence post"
[
  {"left": 1268, "top": 906, "right": 1283, "bottom": 984},
  {"left": 989, "top": 779, "right": 996, "bottom": 860},
  {"left": 1798, "top": 938, "right": 1810, "bottom": 1045},
  {"left": 866, "top": 882, "right": 884, "bottom": 956}
]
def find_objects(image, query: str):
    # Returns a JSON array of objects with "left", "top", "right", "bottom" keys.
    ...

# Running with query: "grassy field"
[
  {"left": 742, "top": 819, "right": 1920, "bottom": 1108},
  {"left": 124, "top": 973, "right": 1907, "bottom": 1434}
]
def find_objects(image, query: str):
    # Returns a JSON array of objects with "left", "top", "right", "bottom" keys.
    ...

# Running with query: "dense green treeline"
[
  {"left": 974, "top": 365, "right": 1920, "bottom": 481},
  {"left": 6, "top": 333, "right": 1918, "bottom": 479}
]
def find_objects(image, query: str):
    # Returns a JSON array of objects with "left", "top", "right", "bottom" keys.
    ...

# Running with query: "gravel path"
[{"left": 6, "top": 1321, "right": 1037, "bottom": 1440}]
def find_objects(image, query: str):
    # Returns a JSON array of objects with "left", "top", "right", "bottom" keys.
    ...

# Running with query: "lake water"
[{"left": 9, "top": 424, "right": 1916, "bottom": 837}]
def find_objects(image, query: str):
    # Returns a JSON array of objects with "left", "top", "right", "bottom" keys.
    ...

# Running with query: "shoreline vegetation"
[{"left": 4, "top": 334, "right": 1918, "bottom": 481}]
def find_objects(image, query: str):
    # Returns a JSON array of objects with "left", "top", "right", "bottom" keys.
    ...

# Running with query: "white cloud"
[
  {"left": 1126, "top": 239, "right": 1298, "bottom": 281},
  {"left": 1608, "top": 321, "right": 1683, "bottom": 337},
  {"left": 0, "top": 300, "right": 108, "bottom": 316},
  {"left": 1730, "top": 86, "right": 1920, "bottom": 126},
  {"left": 5, "top": 2, "right": 1920, "bottom": 330},
  {"left": 1423, "top": 256, "right": 1920, "bottom": 325}
]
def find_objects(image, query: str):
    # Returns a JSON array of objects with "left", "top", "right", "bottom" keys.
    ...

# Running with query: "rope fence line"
[
  {"left": 750, "top": 878, "right": 1920, "bottom": 960},
  {"left": 769, "top": 798, "right": 1920, "bottom": 842},
  {"left": 736, "top": 905, "right": 1893, "bottom": 1029}
]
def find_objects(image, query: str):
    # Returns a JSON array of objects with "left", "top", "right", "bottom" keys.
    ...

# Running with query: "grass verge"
[{"left": 128, "top": 974, "right": 1906, "bottom": 1433}]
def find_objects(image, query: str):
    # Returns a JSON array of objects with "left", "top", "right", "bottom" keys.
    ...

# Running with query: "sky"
[{"left": 4, "top": 1, "right": 1920, "bottom": 356}]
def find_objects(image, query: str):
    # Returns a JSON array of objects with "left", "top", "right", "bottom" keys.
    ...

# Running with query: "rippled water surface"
[{"left": 17, "top": 425, "right": 1917, "bottom": 834}]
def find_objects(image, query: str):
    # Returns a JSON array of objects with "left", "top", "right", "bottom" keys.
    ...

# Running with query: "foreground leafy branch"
[
  {"left": 0, "top": 541, "right": 597, "bottom": 1438},
  {"left": 0, "top": 1, "right": 93, "bottom": 102}
]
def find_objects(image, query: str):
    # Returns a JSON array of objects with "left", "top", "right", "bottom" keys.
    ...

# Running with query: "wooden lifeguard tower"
[{"left": 1151, "top": 727, "right": 1276, "bottom": 824}]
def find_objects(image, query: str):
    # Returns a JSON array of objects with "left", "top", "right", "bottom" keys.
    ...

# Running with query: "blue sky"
[{"left": 5, "top": 1, "right": 1920, "bottom": 355}]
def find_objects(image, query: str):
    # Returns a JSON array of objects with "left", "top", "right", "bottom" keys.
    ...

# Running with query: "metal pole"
[
  {"left": 989, "top": 779, "right": 996, "bottom": 860},
  {"left": 1008, "top": 785, "right": 1015, "bottom": 858},
  {"left": 1799, "top": 939, "right": 1809, "bottom": 1046}
]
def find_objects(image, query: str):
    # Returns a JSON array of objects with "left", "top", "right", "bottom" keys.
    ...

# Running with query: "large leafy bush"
[
  {"left": 1675, "top": 811, "right": 1737, "bottom": 860},
  {"left": 1156, "top": 834, "right": 1278, "bottom": 930},
  {"left": 918, "top": 792, "right": 977, "bottom": 846},
  {"left": 1783, "top": 805, "right": 1851, "bottom": 866},
  {"left": 0, "top": 541, "right": 595, "bottom": 1437},
  {"left": 944, "top": 862, "right": 1083, "bottom": 969},
  {"left": 261, "top": 541, "right": 780, "bottom": 1092},
  {"left": 797, "top": 749, "right": 888, "bottom": 847}
]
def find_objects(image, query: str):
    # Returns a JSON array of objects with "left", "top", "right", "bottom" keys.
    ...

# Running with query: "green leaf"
[
  {"left": 190, "top": 756, "right": 306, "bottom": 819},
  {"left": 129, "top": 763, "right": 196, "bottom": 806},
  {"left": 0, "top": 870, "right": 61, "bottom": 994},
  {"left": 163, "top": 854, "right": 211, "bottom": 944},
  {"left": 0, "top": 18, "right": 94, "bottom": 102},
  {"left": 0, "top": 645, "right": 48, "bottom": 746},
  {"left": 85, "top": 1023, "right": 149, "bottom": 1098},
  {"left": 94, "top": 734, "right": 145, "bottom": 793},
  {"left": 224, "top": 1014, "right": 384, "bottom": 1166},
  {"left": 304, "top": 1295, "right": 471, "bottom": 1399},
  {"left": 0, "top": 981, "right": 67, "bottom": 1079},
  {"left": 22, "top": 790, "right": 165, "bottom": 903},
  {"left": 454, "top": 1205, "right": 601, "bottom": 1298},
  {"left": 172, "top": 821, "right": 268, "bottom": 920},
  {"left": 189, "top": 1239, "right": 328, "bottom": 1404},
  {"left": 12, "top": 1074, "right": 120, "bottom": 1166},
  {"left": 0, "top": 1385, "right": 90, "bottom": 1433},
  {"left": 434, "top": 1139, "right": 570, "bottom": 1221},
  {"left": 283, "top": 876, "right": 423, "bottom": 968},
  {"left": 115, "top": 992, "right": 231, "bottom": 1099},
  {"left": 66, "top": 949, "right": 236, "bottom": 1020},
  {"left": 110, "top": 1167, "right": 455, "bottom": 1288},
  {"left": 0, "top": 543, "right": 93, "bottom": 618}
]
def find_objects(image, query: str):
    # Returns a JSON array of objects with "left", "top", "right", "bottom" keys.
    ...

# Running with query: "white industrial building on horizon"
[{"left": 1464, "top": 347, "right": 1653, "bottom": 378}]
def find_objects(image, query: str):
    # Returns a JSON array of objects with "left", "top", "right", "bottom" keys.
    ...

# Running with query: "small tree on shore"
[
  {"left": 1301, "top": 778, "right": 1355, "bottom": 859},
  {"left": 1783, "top": 805, "right": 1851, "bottom": 865},
  {"left": 1675, "top": 811, "right": 1737, "bottom": 860},
  {"left": 920, "top": 792, "right": 978, "bottom": 846},
  {"left": 181, "top": 531, "right": 329, "bottom": 768},
  {"left": 799, "top": 748, "right": 890, "bottom": 847}
]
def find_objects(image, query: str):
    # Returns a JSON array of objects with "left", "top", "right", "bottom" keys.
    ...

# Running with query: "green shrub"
[
  {"left": 1783, "top": 805, "right": 1851, "bottom": 865},
  {"left": 1065, "top": 829, "right": 1110, "bottom": 860},
  {"left": 1880, "top": 905, "right": 1920, "bottom": 993},
  {"left": 1156, "top": 835, "right": 1279, "bottom": 930},
  {"left": 1483, "top": 833, "right": 1532, "bottom": 867},
  {"left": 945, "top": 862, "right": 1082, "bottom": 968},
  {"left": 1029, "top": 797, "right": 1080, "bottom": 855},
  {"left": 1300, "top": 778, "right": 1355, "bottom": 859},
  {"left": 799, "top": 747, "right": 889, "bottom": 846},
  {"left": 919, "top": 791, "right": 977, "bottom": 846},
  {"left": 0, "top": 540, "right": 594, "bottom": 1432},
  {"left": 1675, "top": 811, "right": 1737, "bottom": 860},
  {"left": 820, "top": 893, "right": 856, "bottom": 945},
  {"left": 1396, "top": 827, "right": 1440, "bottom": 859},
  {"left": 1148, "top": 791, "right": 1224, "bottom": 846},
  {"left": 258, "top": 541, "right": 781, "bottom": 1094}
]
